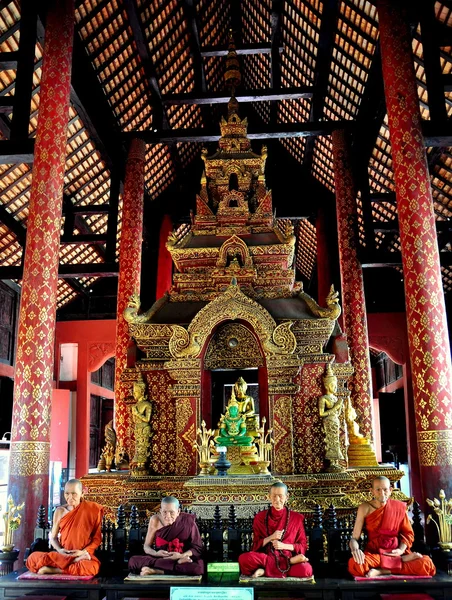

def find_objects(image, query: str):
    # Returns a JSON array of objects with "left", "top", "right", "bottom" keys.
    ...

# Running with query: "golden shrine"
[{"left": 83, "top": 43, "right": 405, "bottom": 518}]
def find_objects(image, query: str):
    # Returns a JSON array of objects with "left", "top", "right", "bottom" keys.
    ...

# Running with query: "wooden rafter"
[{"left": 302, "top": 0, "right": 339, "bottom": 173}]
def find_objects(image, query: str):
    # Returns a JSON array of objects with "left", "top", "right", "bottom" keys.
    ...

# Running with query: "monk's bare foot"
[
  {"left": 177, "top": 556, "right": 193, "bottom": 564},
  {"left": 140, "top": 567, "right": 164, "bottom": 576},
  {"left": 367, "top": 568, "right": 390, "bottom": 578},
  {"left": 401, "top": 552, "right": 423, "bottom": 562},
  {"left": 38, "top": 566, "right": 63, "bottom": 575},
  {"left": 290, "top": 554, "right": 308, "bottom": 565},
  {"left": 251, "top": 568, "right": 265, "bottom": 578}
]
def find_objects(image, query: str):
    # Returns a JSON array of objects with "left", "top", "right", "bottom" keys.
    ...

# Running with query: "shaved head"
[
  {"left": 372, "top": 476, "right": 391, "bottom": 488},
  {"left": 270, "top": 481, "right": 288, "bottom": 494},
  {"left": 65, "top": 478, "right": 83, "bottom": 492}
]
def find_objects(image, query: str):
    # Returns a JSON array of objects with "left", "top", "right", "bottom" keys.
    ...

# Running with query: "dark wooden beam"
[
  {"left": 163, "top": 87, "right": 313, "bottom": 105},
  {"left": 270, "top": 0, "right": 283, "bottom": 123},
  {"left": 201, "top": 44, "right": 283, "bottom": 57},
  {"left": 0, "top": 204, "right": 26, "bottom": 245},
  {"left": 10, "top": 3, "right": 37, "bottom": 140},
  {"left": 60, "top": 233, "right": 109, "bottom": 245},
  {"left": 67, "top": 204, "right": 111, "bottom": 215},
  {"left": 126, "top": 120, "right": 355, "bottom": 143},
  {"left": 370, "top": 192, "right": 396, "bottom": 205},
  {"left": 419, "top": 0, "right": 448, "bottom": 124},
  {"left": 105, "top": 172, "right": 120, "bottom": 263},
  {"left": 362, "top": 250, "right": 452, "bottom": 268},
  {"left": 0, "top": 262, "right": 119, "bottom": 280},
  {"left": 0, "top": 51, "right": 18, "bottom": 70},
  {"left": 0, "top": 139, "right": 35, "bottom": 163},
  {"left": 303, "top": 0, "right": 339, "bottom": 173},
  {"left": 423, "top": 120, "right": 452, "bottom": 146}
]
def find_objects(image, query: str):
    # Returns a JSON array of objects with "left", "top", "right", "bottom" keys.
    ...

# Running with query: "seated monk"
[
  {"left": 128, "top": 496, "right": 203, "bottom": 576},
  {"left": 26, "top": 478, "right": 103, "bottom": 576},
  {"left": 348, "top": 476, "right": 436, "bottom": 578},
  {"left": 238, "top": 482, "right": 313, "bottom": 579}
]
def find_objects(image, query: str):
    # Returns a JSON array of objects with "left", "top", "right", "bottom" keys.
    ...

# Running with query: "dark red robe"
[
  {"left": 26, "top": 500, "right": 103, "bottom": 576},
  {"left": 128, "top": 512, "right": 204, "bottom": 575},
  {"left": 348, "top": 499, "right": 436, "bottom": 577},
  {"left": 238, "top": 507, "right": 313, "bottom": 578}
]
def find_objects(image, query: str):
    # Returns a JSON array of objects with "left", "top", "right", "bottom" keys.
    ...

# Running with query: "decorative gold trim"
[
  {"left": 418, "top": 430, "right": 452, "bottom": 466},
  {"left": 10, "top": 441, "right": 50, "bottom": 476}
]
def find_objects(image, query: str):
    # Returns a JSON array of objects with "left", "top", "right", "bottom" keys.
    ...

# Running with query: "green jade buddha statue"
[{"left": 215, "top": 393, "right": 254, "bottom": 447}]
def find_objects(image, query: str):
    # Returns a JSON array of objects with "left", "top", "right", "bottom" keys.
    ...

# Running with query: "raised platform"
[
  {"left": 1, "top": 570, "right": 452, "bottom": 600},
  {"left": 82, "top": 465, "right": 407, "bottom": 519}
]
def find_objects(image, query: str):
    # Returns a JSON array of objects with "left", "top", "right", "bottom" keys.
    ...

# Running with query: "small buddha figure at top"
[{"left": 233, "top": 376, "right": 259, "bottom": 436}]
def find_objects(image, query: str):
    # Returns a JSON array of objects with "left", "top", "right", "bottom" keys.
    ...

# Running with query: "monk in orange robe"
[
  {"left": 26, "top": 479, "right": 103, "bottom": 576},
  {"left": 348, "top": 476, "right": 435, "bottom": 578}
]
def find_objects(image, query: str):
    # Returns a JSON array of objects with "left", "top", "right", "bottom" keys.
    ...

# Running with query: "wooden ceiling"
[{"left": 0, "top": 0, "right": 452, "bottom": 314}]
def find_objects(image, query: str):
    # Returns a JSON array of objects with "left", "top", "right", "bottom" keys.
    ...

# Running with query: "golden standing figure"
[
  {"left": 318, "top": 364, "right": 345, "bottom": 473},
  {"left": 131, "top": 374, "right": 152, "bottom": 471}
]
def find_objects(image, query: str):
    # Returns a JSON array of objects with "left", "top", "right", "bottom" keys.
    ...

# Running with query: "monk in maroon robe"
[
  {"left": 26, "top": 479, "right": 103, "bottom": 576},
  {"left": 128, "top": 496, "right": 203, "bottom": 576},
  {"left": 238, "top": 482, "right": 313, "bottom": 579},
  {"left": 349, "top": 476, "right": 435, "bottom": 578}
]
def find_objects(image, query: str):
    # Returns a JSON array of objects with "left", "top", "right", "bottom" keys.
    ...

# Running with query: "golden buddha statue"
[
  {"left": 131, "top": 374, "right": 152, "bottom": 470},
  {"left": 233, "top": 376, "right": 259, "bottom": 436},
  {"left": 215, "top": 392, "right": 254, "bottom": 447},
  {"left": 318, "top": 364, "right": 345, "bottom": 472}
]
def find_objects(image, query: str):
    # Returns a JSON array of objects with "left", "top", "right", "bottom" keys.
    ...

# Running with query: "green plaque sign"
[{"left": 170, "top": 587, "right": 253, "bottom": 600}]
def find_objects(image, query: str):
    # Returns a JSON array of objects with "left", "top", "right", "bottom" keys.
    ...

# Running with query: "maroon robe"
[
  {"left": 128, "top": 512, "right": 204, "bottom": 575},
  {"left": 238, "top": 507, "right": 313, "bottom": 578}
]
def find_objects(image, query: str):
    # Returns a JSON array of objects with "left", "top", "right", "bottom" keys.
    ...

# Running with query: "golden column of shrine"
[
  {"left": 377, "top": 0, "right": 452, "bottom": 503},
  {"left": 8, "top": 0, "right": 75, "bottom": 553},
  {"left": 113, "top": 138, "right": 146, "bottom": 464},
  {"left": 332, "top": 129, "right": 374, "bottom": 443}
]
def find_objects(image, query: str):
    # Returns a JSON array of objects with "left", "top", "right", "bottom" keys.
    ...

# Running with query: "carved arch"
[
  {"left": 168, "top": 281, "right": 296, "bottom": 358},
  {"left": 216, "top": 235, "right": 253, "bottom": 268}
]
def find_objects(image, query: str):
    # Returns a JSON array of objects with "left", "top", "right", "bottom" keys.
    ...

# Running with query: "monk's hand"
[
  {"left": 350, "top": 540, "right": 365, "bottom": 565},
  {"left": 272, "top": 540, "right": 290, "bottom": 550},
  {"left": 384, "top": 548, "right": 404, "bottom": 556},
  {"left": 72, "top": 550, "right": 91, "bottom": 563},
  {"left": 153, "top": 549, "right": 170, "bottom": 557},
  {"left": 166, "top": 552, "right": 183, "bottom": 561},
  {"left": 271, "top": 530, "right": 284, "bottom": 541}
]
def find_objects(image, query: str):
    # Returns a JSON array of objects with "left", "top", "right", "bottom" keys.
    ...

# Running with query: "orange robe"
[
  {"left": 348, "top": 499, "right": 435, "bottom": 577},
  {"left": 26, "top": 500, "right": 103, "bottom": 576}
]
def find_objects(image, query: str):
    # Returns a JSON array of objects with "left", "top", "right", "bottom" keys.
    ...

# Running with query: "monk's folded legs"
[
  {"left": 348, "top": 552, "right": 436, "bottom": 578},
  {"left": 238, "top": 551, "right": 313, "bottom": 578},
  {"left": 128, "top": 555, "right": 203, "bottom": 576},
  {"left": 26, "top": 551, "right": 100, "bottom": 577}
]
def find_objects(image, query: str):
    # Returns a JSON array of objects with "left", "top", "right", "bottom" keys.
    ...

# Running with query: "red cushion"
[{"left": 380, "top": 595, "right": 434, "bottom": 600}]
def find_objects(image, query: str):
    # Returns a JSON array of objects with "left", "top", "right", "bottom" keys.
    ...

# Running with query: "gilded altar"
[{"left": 85, "top": 63, "right": 402, "bottom": 513}]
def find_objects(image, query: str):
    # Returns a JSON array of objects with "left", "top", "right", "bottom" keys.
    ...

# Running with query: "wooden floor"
[{"left": 1, "top": 569, "right": 452, "bottom": 600}]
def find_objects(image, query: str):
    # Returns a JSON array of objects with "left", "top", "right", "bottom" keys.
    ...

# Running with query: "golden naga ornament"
[
  {"left": 2, "top": 495, "right": 24, "bottom": 552},
  {"left": 299, "top": 285, "right": 342, "bottom": 321},
  {"left": 426, "top": 489, "right": 452, "bottom": 551},
  {"left": 192, "top": 420, "right": 215, "bottom": 476}
]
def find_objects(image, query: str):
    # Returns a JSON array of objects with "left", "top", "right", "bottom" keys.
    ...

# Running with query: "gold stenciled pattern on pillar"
[
  {"left": 146, "top": 370, "right": 176, "bottom": 474},
  {"left": 378, "top": 0, "right": 452, "bottom": 468},
  {"left": 273, "top": 396, "right": 294, "bottom": 474},
  {"left": 10, "top": 441, "right": 50, "bottom": 477},
  {"left": 332, "top": 130, "right": 373, "bottom": 440},
  {"left": 176, "top": 398, "right": 195, "bottom": 475},
  {"left": 11, "top": 0, "right": 74, "bottom": 446},
  {"left": 204, "top": 322, "right": 264, "bottom": 370},
  {"left": 114, "top": 139, "right": 146, "bottom": 456},
  {"left": 417, "top": 430, "right": 452, "bottom": 467},
  {"left": 292, "top": 364, "right": 325, "bottom": 473}
]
